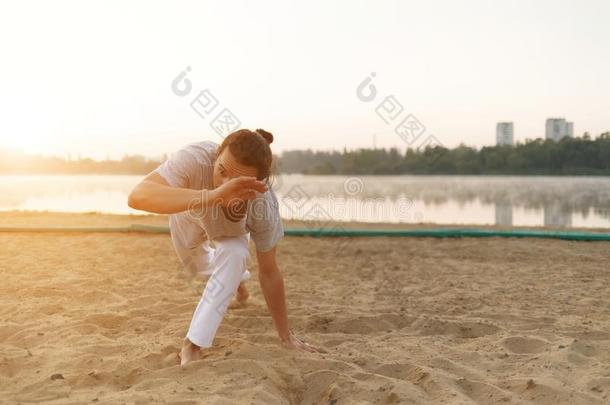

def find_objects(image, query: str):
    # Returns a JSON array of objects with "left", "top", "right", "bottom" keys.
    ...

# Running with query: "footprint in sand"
[
  {"left": 456, "top": 378, "right": 513, "bottom": 403},
  {"left": 412, "top": 318, "right": 500, "bottom": 339},
  {"left": 85, "top": 313, "right": 128, "bottom": 330},
  {"left": 569, "top": 339, "right": 597, "bottom": 357},
  {"left": 502, "top": 336, "right": 548, "bottom": 354},
  {"left": 306, "top": 314, "right": 415, "bottom": 334},
  {"left": 142, "top": 346, "right": 182, "bottom": 370}
]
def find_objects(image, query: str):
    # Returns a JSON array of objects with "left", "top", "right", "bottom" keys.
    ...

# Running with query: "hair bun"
[{"left": 255, "top": 128, "right": 274, "bottom": 144}]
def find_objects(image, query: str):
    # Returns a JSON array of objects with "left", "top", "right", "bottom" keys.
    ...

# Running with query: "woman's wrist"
[{"left": 201, "top": 189, "right": 219, "bottom": 207}]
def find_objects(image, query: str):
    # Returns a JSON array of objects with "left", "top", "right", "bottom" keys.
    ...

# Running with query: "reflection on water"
[
  {"left": 0, "top": 175, "right": 140, "bottom": 215},
  {"left": 543, "top": 202, "right": 572, "bottom": 228},
  {"left": 494, "top": 201, "right": 575, "bottom": 227},
  {"left": 272, "top": 175, "right": 610, "bottom": 228},
  {"left": 0, "top": 174, "right": 609, "bottom": 228},
  {"left": 495, "top": 201, "right": 513, "bottom": 226}
]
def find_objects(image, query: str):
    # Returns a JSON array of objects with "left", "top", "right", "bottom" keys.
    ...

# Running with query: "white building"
[
  {"left": 545, "top": 118, "right": 574, "bottom": 141},
  {"left": 565, "top": 121, "right": 574, "bottom": 137},
  {"left": 496, "top": 122, "right": 514, "bottom": 146}
]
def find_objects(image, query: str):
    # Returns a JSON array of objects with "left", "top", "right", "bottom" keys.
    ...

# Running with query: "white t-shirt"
[{"left": 154, "top": 141, "right": 284, "bottom": 252}]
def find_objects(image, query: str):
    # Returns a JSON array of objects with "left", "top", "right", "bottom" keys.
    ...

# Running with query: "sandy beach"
[{"left": 1, "top": 212, "right": 610, "bottom": 404}]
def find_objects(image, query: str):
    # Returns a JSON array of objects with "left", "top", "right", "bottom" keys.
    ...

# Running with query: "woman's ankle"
[{"left": 184, "top": 337, "right": 200, "bottom": 349}]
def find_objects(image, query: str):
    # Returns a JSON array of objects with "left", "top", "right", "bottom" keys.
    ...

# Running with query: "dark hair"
[{"left": 216, "top": 128, "right": 274, "bottom": 180}]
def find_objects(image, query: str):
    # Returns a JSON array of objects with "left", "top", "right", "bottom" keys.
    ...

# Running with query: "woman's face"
[
  {"left": 213, "top": 148, "right": 259, "bottom": 221},
  {"left": 213, "top": 148, "right": 259, "bottom": 188}
]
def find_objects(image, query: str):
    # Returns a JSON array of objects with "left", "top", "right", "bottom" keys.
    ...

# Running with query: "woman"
[{"left": 128, "top": 128, "right": 318, "bottom": 366}]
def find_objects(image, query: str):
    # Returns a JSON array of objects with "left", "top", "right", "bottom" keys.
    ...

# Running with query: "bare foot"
[
  {"left": 179, "top": 337, "right": 200, "bottom": 367},
  {"left": 229, "top": 283, "right": 249, "bottom": 309},
  {"left": 236, "top": 283, "right": 249, "bottom": 304}
]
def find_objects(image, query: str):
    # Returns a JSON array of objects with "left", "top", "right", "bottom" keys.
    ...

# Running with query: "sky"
[{"left": 0, "top": 0, "right": 608, "bottom": 160}]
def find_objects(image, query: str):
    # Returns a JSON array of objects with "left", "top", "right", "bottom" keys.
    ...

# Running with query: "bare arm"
[
  {"left": 256, "top": 246, "right": 318, "bottom": 352},
  {"left": 128, "top": 171, "right": 268, "bottom": 214},
  {"left": 128, "top": 171, "right": 209, "bottom": 214}
]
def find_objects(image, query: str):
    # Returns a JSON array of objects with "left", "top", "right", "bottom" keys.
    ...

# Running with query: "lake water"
[{"left": 1, "top": 174, "right": 609, "bottom": 229}]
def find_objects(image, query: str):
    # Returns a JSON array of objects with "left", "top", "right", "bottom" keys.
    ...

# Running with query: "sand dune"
[{"left": 1, "top": 213, "right": 610, "bottom": 404}]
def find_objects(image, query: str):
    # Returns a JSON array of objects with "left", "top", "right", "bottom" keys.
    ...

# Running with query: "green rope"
[{"left": 0, "top": 225, "right": 609, "bottom": 241}]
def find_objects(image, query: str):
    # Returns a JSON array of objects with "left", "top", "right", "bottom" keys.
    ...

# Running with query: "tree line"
[
  {"left": 0, "top": 151, "right": 164, "bottom": 175},
  {"left": 278, "top": 133, "right": 610, "bottom": 175},
  {"left": 1, "top": 132, "right": 609, "bottom": 175}
]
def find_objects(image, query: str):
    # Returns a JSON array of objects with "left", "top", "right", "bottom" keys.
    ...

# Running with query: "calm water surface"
[{"left": 1, "top": 174, "right": 609, "bottom": 229}]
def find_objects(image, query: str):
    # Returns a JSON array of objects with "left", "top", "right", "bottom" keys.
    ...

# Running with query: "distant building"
[
  {"left": 545, "top": 118, "right": 574, "bottom": 141},
  {"left": 565, "top": 121, "right": 574, "bottom": 137},
  {"left": 496, "top": 122, "right": 514, "bottom": 146}
]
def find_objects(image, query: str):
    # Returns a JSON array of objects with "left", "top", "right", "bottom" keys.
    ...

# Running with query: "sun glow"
[{"left": 0, "top": 133, "right": 57, "bottom": 156}]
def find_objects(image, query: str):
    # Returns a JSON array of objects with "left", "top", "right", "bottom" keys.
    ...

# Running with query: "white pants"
[
  {"left": 185, "top": 233, "right": 252, "bottom": 348},
  {"left": 169, "top": 213, "right": 251, "bottom": 347},
  {"left": 169, "top": 212, "right": 251, "bottom": 283}
]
